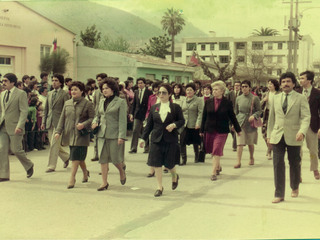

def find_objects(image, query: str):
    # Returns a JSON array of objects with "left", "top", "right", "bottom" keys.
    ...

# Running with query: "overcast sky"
[{"left": 94, "top": 0, "right": 320, "bottom": 60}]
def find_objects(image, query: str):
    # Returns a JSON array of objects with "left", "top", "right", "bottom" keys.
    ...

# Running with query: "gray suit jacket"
[
  {"left": 0, "top": 87, "right": 28, "bottom": 135},
  {"left": 93, "top": 96, "right": 127, "bottom": 139},
  {"left": 181, "top": 96, "right": 204, "bottom": 129},
  {"left": 43, "top": 88, "right": 70, "bottom": 129},
  {"left": 267, "top": 91, "right": 310, "bottom": 146}
]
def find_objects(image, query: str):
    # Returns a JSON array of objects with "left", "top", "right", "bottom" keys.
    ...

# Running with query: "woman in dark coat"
[
  {"left": 140, "top": 84, "right": 185, "bottom": 197},
  {"left": 55, "top": 81, "right": 95, "bottom": 189},
  {"left": 201, "top": 81, "right": 241, "bottom": 181}
]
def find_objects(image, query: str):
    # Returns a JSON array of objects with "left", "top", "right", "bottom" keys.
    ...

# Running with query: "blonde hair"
[{"left": 211, "top": 80, "right": 226, "bottom": 93}]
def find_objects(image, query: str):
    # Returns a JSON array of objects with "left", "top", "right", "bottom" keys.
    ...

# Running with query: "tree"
[
  {"left": 252, "top": 27, "right": 279, "bottom": 36},
  {"left": 39, "top": 48, "right": 70, "bottom": 74},
  {"left": 98, "top": 36, "right": 131, "bottom": 53},
  {"left": 161, "top": 8, "right": 185, "bottom": 62},
  {"left": 140, "top": 34, "right": 171, "bottom": 58},
  {"left": 80, "top": 24, "right": 101, "bottom": 48}
]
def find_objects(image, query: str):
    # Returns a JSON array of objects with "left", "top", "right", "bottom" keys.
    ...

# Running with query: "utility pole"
[
  {"left": 293, "top": 0, "right": 299, "bottom": 75},
  {"left": 288, "top": 0, "right": 293, "bottom": 72}
]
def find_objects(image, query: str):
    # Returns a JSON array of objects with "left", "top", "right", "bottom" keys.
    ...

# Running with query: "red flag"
[
  {"left": 190, "top": 51, "right": 199, "bottom": 66},
  {"left": 52, "top": 38, "right": 57, "bottom": 51}
]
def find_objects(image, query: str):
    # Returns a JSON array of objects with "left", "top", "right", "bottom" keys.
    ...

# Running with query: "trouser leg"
[
  {"left": 130, "top": 119, "right": 142, "bottom": 151},
  {"left": 287, "top": 145, "right": 301, "bottom": 191},
  {"left": 272, "top": 137, "right": 286, "bottom": 198}
]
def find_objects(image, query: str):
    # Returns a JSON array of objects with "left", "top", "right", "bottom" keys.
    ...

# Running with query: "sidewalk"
[{"left": 1, "top": 135, "right": 319, "bottom": 239}]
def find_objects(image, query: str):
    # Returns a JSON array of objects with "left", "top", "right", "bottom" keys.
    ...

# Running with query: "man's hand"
[
  {"left": 54, "top": 133, "right": 60, "bottom": 140},
  {"left": 118, "top": 138, "right": 124, "bottom": 145},
  {"left": 77, "top": 123, "right": 85, "bottom": 130},
  {"left": 195, "top": 125, "right": 200, "bottom": 130},
  {"left": 248, "top": 116, "right": 255, "bottom": 122},
  {"left": 14, "top": 128, "right": 22, "bottom": 135},
  {"left": 41, "top": 124, "right": 45, "bottom": 131},
  {"left": 139, "top": 141, "right": 145, "bottom": 148},
  {"left": 92, "top": 123, "right": 98, "bottom": 129},
  {"left": 129, "top": 114, "right": 133, "bottom": 122},
  {"left": 267, "top": 138, "right": 270, "bottom": 144},
  {"left": 296, "top": 132, "right": 304, "bottom": 141}
]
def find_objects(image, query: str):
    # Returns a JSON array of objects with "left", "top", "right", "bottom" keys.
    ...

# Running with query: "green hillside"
[{"left": 21, "top": 1, "right": 207, "bottom": 46}]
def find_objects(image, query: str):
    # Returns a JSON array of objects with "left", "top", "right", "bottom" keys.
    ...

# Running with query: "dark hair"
[
  {"left": 234, "top": 80, "right": 241, "bottom": 85},
  {"left": 124, "top": 80, "right": 131, "bottom": 89},
  {"left": 24, "top": 87, "right": 31, "bottom": 95},
  {"left": 86, "top": 78, "right": 96, "bottom": 86},
  {"left": 268, "top": 79, "right": 280, "bottom": 91},
  {"left": 40, "top": 72, "right": 48, "bottom": 79},
  {"left": 4, "top": 73, "right": 17, "bottom": 84},
  {"left": 28, "top": 81, "right": 38, "bottom": 90},
  {"left": 17, "top": 81, "right": 23, "bottom": 88},
  {"left": 52, "top": 73, "right": 64, "bottom": 88},
  {"left": 203, "top": 83, "right": 212, "bottom": 93},
  {"left": 300, "top": 70, "right": 315, "bottom": 84},
  {"left": 279, "top": 72, "right": 297, "bottom": 85},
  {"left": 159, "top": 83, "right": 173, "bottom": 95},
  {"left": 185, "top": 82, "right": 196, "bottom": 92},
  {"left": 29, "top": 97, "right": 38, "bottom": 107},
  {"left": 136, "top": 77, "right": 146, "bottom": 84},
  {"left": 127, "top": 76, "right": 134, "bottom": 81},
  {"left": 152, "top": 81, "right": 161, "bottom": 91},
  {"left": 96, "top": 73, "right": 108, "bottom": 80},
  {"left": 241, "top": 80, "right": 251, "bottom": 88},
  {"left": 70, "top": 81, "right": 86, "bottom": 97},
  {"left": 99, "top": 78, "right": 119, "bottom": 96},
  {"left": 30, "top": 76, "right": 36, "bottom": 81},
  {"left": 39, "top": 87, "right": 47, "bottom": 95},
  {"left": 194, "top": 80, "right": 202, "bottom": 87},
  {"left": 85, "top": 85, "right": 93, "bottom": 94},
  {"left": 173, "top": 83, "right": 185, "bottom": 97},
  {"left": 22, "top": 75, "right": 30, "bottom": 83},
  {"left": 65, "top": 78, "right": 72, "bottom": 84}
]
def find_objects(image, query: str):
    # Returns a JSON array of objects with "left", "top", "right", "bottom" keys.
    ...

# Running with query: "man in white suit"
[
  {"left": 267, "top": 72, "right": 310, "bottom": 203},
  {"left": 0, "top": 73, "right": 34, "bottom": 181}
]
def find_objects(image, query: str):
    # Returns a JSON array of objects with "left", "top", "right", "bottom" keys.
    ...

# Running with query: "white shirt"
[
  {"left": 139, "top": 87, "right": 146, "bottom": 104},
  {"left": 303, "top": 86, "right": 312, "bottom": 99},
  {"left": 282, "top": 91, "right": 293, "bottom": 107},
  {"left": 3, "top": 86, "right": 16, "bottom": 104},
  {"left": 159, "top": 101, "right": 171, "bottom": 122}
]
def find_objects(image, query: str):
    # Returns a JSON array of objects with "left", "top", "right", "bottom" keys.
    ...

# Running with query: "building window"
[
  {"left": 40, "top": 45, "right": 51, "bottom": 59},
  {"left": 0, "top": 57, "right": 11, "bottom": 65},
  {"left": 278, "top": 43, "right": 283, "bottom": 49},
  {"left": 236, "top": 42, "right": 246, "bottom": 49},
  {"left": 201, "top": 44, "right": 206, "bottom": 51},
  {"left": 186, "top": 43, "right": 196, "bottom": 51},
  {"left": 267, "top": 56, "right": 273, "bottom": 64},
  {"left": 219, "top": 42, "right": 229, "bottom": 50},
  {"left": 162, "top": 75, "right": 169, "bottom": 81},
  {"left": 267, "top": 68, "right": 273, "bottom": 75},
  {"left": 210, "top": 43, "right": 215, "bottom": 50},
  {"left": 277, "top": 69, "right": 282, "bottom": 76},
  {"left": 219, "top": 55, "right": 229, "bottom": 63},
  {"left": 175, "top": 76, "right": 182, "bottom": 83},
  {"left": 252, "top": 55, "right": 263, "bottom": 63},
  {"left": 277, "top": 56, "right": 282, "bottom": 63},
  {"left": 252, "top": 41, "right": 263, "bottom": 50},
  {"left": 268, "top": 42, "right": 273, "bottom": 50},
  {"left": 146, "top": 74, "right": 155, "bottom": 81},
  {"left": 175, "top": 52, "right": 182, "bottom": 58},
  {"left": 237, "top": 56, "right": 245, "bottom": 62},
  {"left": 184, "top": 76, "right": 189, "bottom": 83}
]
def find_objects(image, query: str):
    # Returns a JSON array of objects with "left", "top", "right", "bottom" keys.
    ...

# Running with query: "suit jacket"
[
  {"left": 93, "top": 96, "right": 127, "bottom": 140},
  {"left": 0, "top": 87, "right": 28, "bottom": 135},
  {"left": 43, "top": 88, "right": 70, "bottom": 129},
  {"left": 297, "top": 87, "right": 320, "bottom": 133},
  {"left": 131, "top": 88, "right": 153, "bottom": 121},
  {"left": 141, "top": 102, "right": 185, "bottom": 143},
  {"left": 201, "top": 97, "right": 241, "bottom": 134},
  {"left": 267, "top": 91, "right": 310, "bottom": 146},
  {"left": 93, "top": 89, "right": 103, "bottom": 112},
  {"left": 56, "top": 97, "right": 95, "bottom": 146},
  {"left": 227, "top": 90, "right": 242, "bottom": 111},
  {"left": 181, "top": 95, "right": 204, "bottom": 129}
]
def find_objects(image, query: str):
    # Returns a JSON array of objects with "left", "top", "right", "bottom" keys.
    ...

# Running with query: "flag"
[
  {"left": 52, "top": 38, "right": 57, "bottom": 51},
  {"left": 190, "top": 51, "right": 199, "bottom": 66}
]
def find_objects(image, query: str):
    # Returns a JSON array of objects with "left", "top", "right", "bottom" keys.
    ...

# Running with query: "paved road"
[{"left": 1, "top": 134, "right": 319, "bottom": 239}]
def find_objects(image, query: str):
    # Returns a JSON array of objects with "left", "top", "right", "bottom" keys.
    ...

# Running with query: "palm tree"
[
  {"left": 161, "top": 8, "right": 185, "bottom": 62},
  {"left": 252, "top": 27, "right": 279, "bottom": 36}
]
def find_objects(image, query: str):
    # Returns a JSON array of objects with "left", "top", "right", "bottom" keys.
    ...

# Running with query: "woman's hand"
[
  {"left": 139, "top": 141, "right": 145, "bottom": 148},
  {"left": 92, "top": 123, "right": 98, "bottom": 129},
  {"left": 118, "top": 138, "right": 124, "bottom": 145},
  {"left": 54, "top": 133, "right": 60, "bottom": 140},
  {"left": 199, "top": 133, "right": 204, "bottom": 137},
  {"left": 248, "top": 116, "right": 255, "bottom": 123},
  {"left": 195, "top": 125, "right": 200, "bottom": 130},
  {"left": 77, "top": 123, "right": 85, "bottom": 130},
  {"left": 166, "top": 123, "right": 176, "bottom": 132}
]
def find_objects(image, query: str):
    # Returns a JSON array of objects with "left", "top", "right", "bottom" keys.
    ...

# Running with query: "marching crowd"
[{"left": 0, "top": 70, "right": 319, "bottom": 202}]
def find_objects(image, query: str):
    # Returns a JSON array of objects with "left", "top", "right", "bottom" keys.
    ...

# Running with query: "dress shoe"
[
  {"left": 313, "top": 170, "right": 320, "bottom": 180},
  {"left": 154, "top": 187, "right": 163, "bottom": 197},
  {"left": 147, "top": 172, "right": 155, "bottom": 178},
  {"left": 143, "top": 150, "right": 149, "bottom": 153},
  {"left": 27, "top": 165, "right": 34, "bottom": 178},
  {"left": 128, "top": 150, "right": 137, "bottom": 154},
  {"left": 216, "top": 167, "right": 222, "bottom": 175},
  {"left": 172, "top": 174, "right": 179, "bottom": 190},
  {"left": 97, "top": 183, "right": 109, "bottom": 191},
  {"left": 232, "top": 148, "right": 237, "bottom": 152},
  {"left": 91, "top": 157, "right": 99, "bottom": 161},
  {"left": 67, "top": 180, "right": 76, "bottom": 189},
  {"left": 179, "top": 158, "right": 187, "bottom": 166},
  {"left": 210, "top": 175, "right": 217, "bottom": 181},
  {"left": 63, "top": 160, "right": 69, "bottom": 168},
  {"left": 234, "top": 163, "right": 241, "bottom": 169},
  {"left": 82, "top": 170, "right": 90, "bottom": 183},
  {"left": 163, "top": 168, "right": 168, "bottom": 173},
  {"left": 120, "top": 174, "right": 126, "bottom": 185},
  {"left": 0, "top": 178, "right": 10, "bottom": 182},
  {"left": 291, "top": 189, "right": 299, "bottom": 198},
  {"left": 272, "top": 197, "right": 284, "bottom": 203},
  {"left": 45, "top": 168, "right": 55, "bottom": 173}
]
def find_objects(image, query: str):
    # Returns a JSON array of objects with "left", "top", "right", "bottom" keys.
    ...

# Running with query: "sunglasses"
[
  {"left": 157, "top": 91, "right": 168, "bottom": 95},
  {"left": 241, "top": 85, "right": 249, "bottom": 88}
]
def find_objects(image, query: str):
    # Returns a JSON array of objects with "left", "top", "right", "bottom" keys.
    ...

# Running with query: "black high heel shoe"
[
  {"left": 147, "top": 172, "right": 155, "bottom": 178},
  {"left": 97, "top": 183, "right": 109, "bottom": 191},
  {"left": 82, "top": 170, "right": 90, "bottom": 183},
  {"left": 67, "top": 180, "right": 76, "bottom": 189},
  {"left": 172, "top": 174, "right": 179, "bottom": 190},
  {"left": 154, "top": 187, "right": 164, "bottom": 197},
  {"left": 120, "top": 172, "right": 126, "bottom": 185}
]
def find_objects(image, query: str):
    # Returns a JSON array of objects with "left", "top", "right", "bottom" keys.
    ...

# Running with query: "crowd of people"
[{"left": 0, "top": 70, "right": 319, "bottom": 202}]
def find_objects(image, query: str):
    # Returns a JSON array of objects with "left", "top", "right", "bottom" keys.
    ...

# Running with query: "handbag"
[
  {"left": 250, "top": 96, "right": 262, "bottom": 128},
  {"left": 92, "top": 125, "right": 100, "bottom": 135},
  {"left": 198, "top": 136, "right": 206, "bottom": 163}
]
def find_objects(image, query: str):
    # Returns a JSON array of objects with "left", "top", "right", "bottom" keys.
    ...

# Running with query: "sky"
[{"left": 94, "top": 0, "right": 320, "bottom": 59}]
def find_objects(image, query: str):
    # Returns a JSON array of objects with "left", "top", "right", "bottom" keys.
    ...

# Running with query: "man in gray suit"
[
  {"left": 267, "top": 72, "right": 310, "bottom": 203},
  {"left": 0, "top": 73, "right": 34, "bottom": 181},
  {"left": 41, "top": 73, "right": 70, "bottom": 172}
]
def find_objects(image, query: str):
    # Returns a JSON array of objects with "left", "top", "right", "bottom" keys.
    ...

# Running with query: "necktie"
[
  {"left": 52, "top": 90, "right": 57, "bottom": 104},
  {"left": 5, "top": 90, "right": 10, "bottom": 103},
  {"left": 282, "top": 94, "right": 288, "bottom": 114},
  {"left": 139, "top": 89, "right": 142, "bottom": 103}
]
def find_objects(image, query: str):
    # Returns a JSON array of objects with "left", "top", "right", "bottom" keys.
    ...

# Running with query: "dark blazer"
[
  {"left": 141, "top": 102, "right": 185, "bottom": 143},
  {"left": 227, "top": 90, "right": 242, "bottom": 111},
  {"left": 200, "top": 97, "right": 241, "bottom": 134},
  {"left": 131, "top": 88, "right": 153, "bottom": 121}
]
